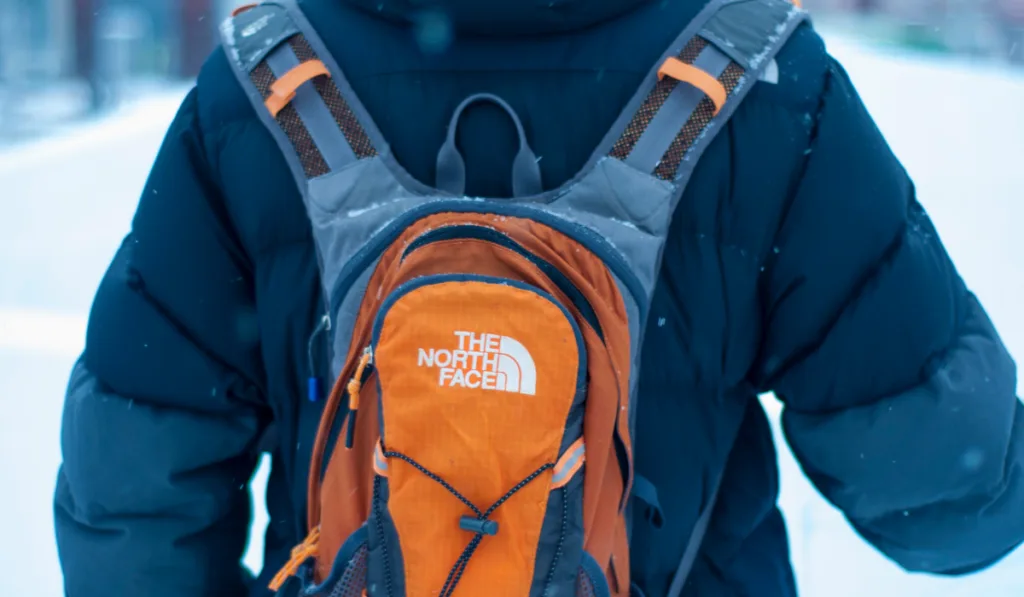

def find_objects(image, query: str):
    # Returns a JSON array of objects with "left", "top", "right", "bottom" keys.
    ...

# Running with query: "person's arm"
[
  {"left": 54, "top": 87, "right": 270, "bottom": 596},
  {"left": 755, "top": 56, "right": 1024, "bottom": 574}
]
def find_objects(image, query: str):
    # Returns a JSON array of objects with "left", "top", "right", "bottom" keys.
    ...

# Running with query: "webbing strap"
[
  {"left": 609, "top": 0, "right": 808, "bottom": 182},
  {"left": 666, "top": 475, "right": 722, "bottom": 597},
  {"left": 624, "top": 42, "right": 732, "bottom": 174},
  {"left": 220, "top": 2, "right": 377, "bottom": 186},
  {"left": 264, "top": 47, "right": 357, "bottom": 170}
]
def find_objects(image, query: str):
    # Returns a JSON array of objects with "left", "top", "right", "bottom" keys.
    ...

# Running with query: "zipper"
[
  {"left": 401, "top": 224, "right": 605, "bottom": 341},
  {"left": 327, "top": 202, "right": 648, "bottom": 326},
  {"left": 343, "top": 346, "right": 374, "bottom": 450}
]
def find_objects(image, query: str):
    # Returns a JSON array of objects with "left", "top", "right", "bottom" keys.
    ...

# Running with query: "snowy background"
[{"left": 1, "top": 30, "right": 1022, "bottom": 596}]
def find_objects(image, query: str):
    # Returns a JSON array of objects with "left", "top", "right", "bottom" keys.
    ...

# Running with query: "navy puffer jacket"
[{"left": 54, "top": 0, "right": 1024, "bottom": 595}]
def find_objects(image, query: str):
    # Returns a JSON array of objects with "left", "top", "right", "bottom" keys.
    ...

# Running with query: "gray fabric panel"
[
  {"left": 221, "top": 3, "right": 300, "bottom": 73},
  {"left": 700, "top": 0, "right": 802, "bottom": 69},
  {"left": 331, "top": 261, "right": 378, "bottom": 380},
  {"left": 545, "top": 157, "right": 675, "bottom": 299},
  {"left": 624, "top": 45, "right": 732, "bottom": 173},
  {"left": 305, "top": 157, "right": 422, "bottom": 299},
  {"left": 264, "top": 46, "right": 357, "bottom": 171},
  {"left": 217, "top": 10, "right": 311, "bottom": 199}
]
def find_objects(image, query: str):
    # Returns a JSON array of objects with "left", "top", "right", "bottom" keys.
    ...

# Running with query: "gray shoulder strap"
[
  {"left": 603, "top": 1, "right": 808, "bottom": 594},
  {"left": 217, "top": 0, "right": 381, "bottom": 192},
  {"left": 606, "top": 0, "right": 809, "bottom": 184}
]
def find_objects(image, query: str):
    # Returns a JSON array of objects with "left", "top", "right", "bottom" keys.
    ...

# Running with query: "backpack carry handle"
[{"left": 436, "top": 92, "right": 543, "bottom": 198}]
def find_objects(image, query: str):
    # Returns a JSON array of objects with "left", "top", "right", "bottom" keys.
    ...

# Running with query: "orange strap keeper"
[
  {"left": 231, "top": 3, "right": 258, "bottom": 17},
  {"left": 657, "top": 57, "right": 728, "bottom": 117},
  {"left": 265, "top": 60, "right": 331, "bottom": 118}
]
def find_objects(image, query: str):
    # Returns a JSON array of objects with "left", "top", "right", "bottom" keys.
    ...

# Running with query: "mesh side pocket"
[
  {"left": 576, "top": 552, "right": 611, "bottom": 597},
  {"left": 576, "top": 569, "right": 597, "bottom": 597},
  {"left": 326, "top": 544, "right": 369, "bottom": 597}
]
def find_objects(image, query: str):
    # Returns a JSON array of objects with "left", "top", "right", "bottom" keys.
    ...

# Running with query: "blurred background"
[
  {"left": 0, "top": 0, "right": 1022, "bottom": 141},
  {"left": 0, "top": 0, "right": 235, "bottom": 141},
  {"left": 0, "top": 0, "right": 1022, "bottom": 596}
]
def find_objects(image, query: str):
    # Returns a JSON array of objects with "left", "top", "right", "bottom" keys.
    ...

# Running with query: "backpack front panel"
[
  {"left": 304, "top": 208, "right": 637, "bottom": 597},
  {"left": 369, "top": 273, "right": 586, "bottom": 595}
]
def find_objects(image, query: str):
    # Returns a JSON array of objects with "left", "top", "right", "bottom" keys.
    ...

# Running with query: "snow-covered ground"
[{"left": 0, "top": 33, "right": 1021, "bottom": 596}]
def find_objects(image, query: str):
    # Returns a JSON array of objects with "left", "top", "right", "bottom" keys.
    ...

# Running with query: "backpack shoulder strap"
[
  {"left": 601, "top": 1, "right": 808, "bottom": 594},
  {"left": 605, "top": 0, "right": 808, "bottom": 185},
  {"left": 217, "top": 0, "right": 380, "bottom": 192}
]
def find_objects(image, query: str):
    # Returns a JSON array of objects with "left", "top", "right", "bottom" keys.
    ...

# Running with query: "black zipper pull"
[{"left": 345, "top": 346, "right": 374, "bottom": 449}]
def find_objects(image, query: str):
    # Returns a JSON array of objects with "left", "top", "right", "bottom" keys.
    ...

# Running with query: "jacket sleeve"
[
  {"left": 755, "top": 56, "right": 1024, "bottom": 575},
  {"left": 54, "top": 87, "right": 270, "bottom": 596}
]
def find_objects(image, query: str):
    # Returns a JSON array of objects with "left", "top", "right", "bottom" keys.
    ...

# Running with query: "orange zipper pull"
[
  {"left": 345, "top": 347, "right": 373, "bottom": 449},
  {"left": 268, "top": 526, "right": 321, "bottom": 591}
]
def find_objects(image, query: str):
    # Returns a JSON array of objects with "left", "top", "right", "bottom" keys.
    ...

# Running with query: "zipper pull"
[
  {"left": 345, "top": 346, "right": 374, "bottom": 449},
  {"left": 306, "top": 314, "right": 332, "bottom": 403},
  {"left": 268, "top": 526, "right": 321, "bottom": 591}
]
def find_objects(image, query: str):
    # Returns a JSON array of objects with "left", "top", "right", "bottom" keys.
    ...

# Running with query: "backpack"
[{"left": 219, "top": 1, "right": 806, "bottom": 595}]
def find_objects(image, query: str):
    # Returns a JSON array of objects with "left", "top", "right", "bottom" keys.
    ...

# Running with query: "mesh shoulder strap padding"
[
  {"left": 218, "top": 1, "right": 377, "bottom": 189},
  {"left": 609, "top": 0, "right": 808, "bottom": 183}
]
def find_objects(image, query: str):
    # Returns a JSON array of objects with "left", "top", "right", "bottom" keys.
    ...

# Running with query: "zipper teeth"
[
  {"left": 329, "top": 203, "right": 647, "bottom": 321},
  {"left": 373, "top": 475, "right": 393, "bottom": 597},
  {"left": 400, "top": 224, "right": 607, "bottom": 340}
]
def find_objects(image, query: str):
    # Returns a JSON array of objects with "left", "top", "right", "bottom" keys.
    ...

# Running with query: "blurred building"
[
  {"left": 806, "top": 0, "right": 1024, "bottom": 59},
  {"left": 0, "top": 0, "right": 238, "bottom": 136},
  {"left": 0, "top": 0, "right": 231, "bottom": 85}
]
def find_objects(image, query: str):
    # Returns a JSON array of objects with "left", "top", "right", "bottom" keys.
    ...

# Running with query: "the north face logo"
[{"left": 417, "top": 331, "right": 537, "bottom": 395}]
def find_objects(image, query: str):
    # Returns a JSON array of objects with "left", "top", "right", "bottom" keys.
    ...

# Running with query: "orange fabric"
[
  {"left": 657, "top": 57, "right": 727, "bottom": 116},
  {"left": 308, "top": 212, "right": 635, "bottom": 591},
  {"left": 314, "top": 371, "right": 379, "bottom": 581},
  {"left": 231, "top": 3, "right": 257, "bottom": 17},
  {"left": 268, "top": 526, "right": 320, "bottom": 591},
  {"left": 376, "top": 279, "right": 581, "bottom": 596},
  {"left": 264, "top": 59, "right": 330, "bottom": 118}
]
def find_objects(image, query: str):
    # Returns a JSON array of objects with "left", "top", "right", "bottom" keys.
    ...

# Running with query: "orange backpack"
[{"left": 219, "top": 1, "right": 806, "bottom": 595}]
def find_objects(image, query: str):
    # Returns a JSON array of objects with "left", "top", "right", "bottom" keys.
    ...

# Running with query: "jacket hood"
[{"left": 337, "top": 0, "right": 655, "bottom": 37}]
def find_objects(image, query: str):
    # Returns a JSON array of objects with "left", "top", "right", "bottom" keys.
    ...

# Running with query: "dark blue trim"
[
  {"left": 402, "top": 224, "right": 605, "bottom": 341},
  {"left": 298, "top": 524, "right": 368, "bottom": 596},
  {"left": 581, "top": 551, "right": 612, "bottom": 597},
  {"left": 328, "top": 200, "right": 647, "bottom": 326}
]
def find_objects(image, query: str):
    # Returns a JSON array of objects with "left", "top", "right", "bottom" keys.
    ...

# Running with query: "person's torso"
[{"left": 194, "top": 1, "right": 825, "bottom": 594}]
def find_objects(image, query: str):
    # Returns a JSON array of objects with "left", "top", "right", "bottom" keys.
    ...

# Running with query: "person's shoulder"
[
  {"left": 745, "top": 20, "right": 831, "bottom": 116},
  {"left": 192, "top": 42, "right": 259, "bottom": 141}
]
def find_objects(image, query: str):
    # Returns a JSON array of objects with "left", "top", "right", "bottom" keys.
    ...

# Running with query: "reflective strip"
[
  {"left": 265, "top": 44, "right": 358, "bottom": 171},
  {"left": 551, "top": 439, "right": 586, "bottom": 490},
  {"left": 373, "top": 441, "right": 389, "bottom": 476},
  {"left": 624, "top": 44, "right": 732, "bottom": 174}
]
